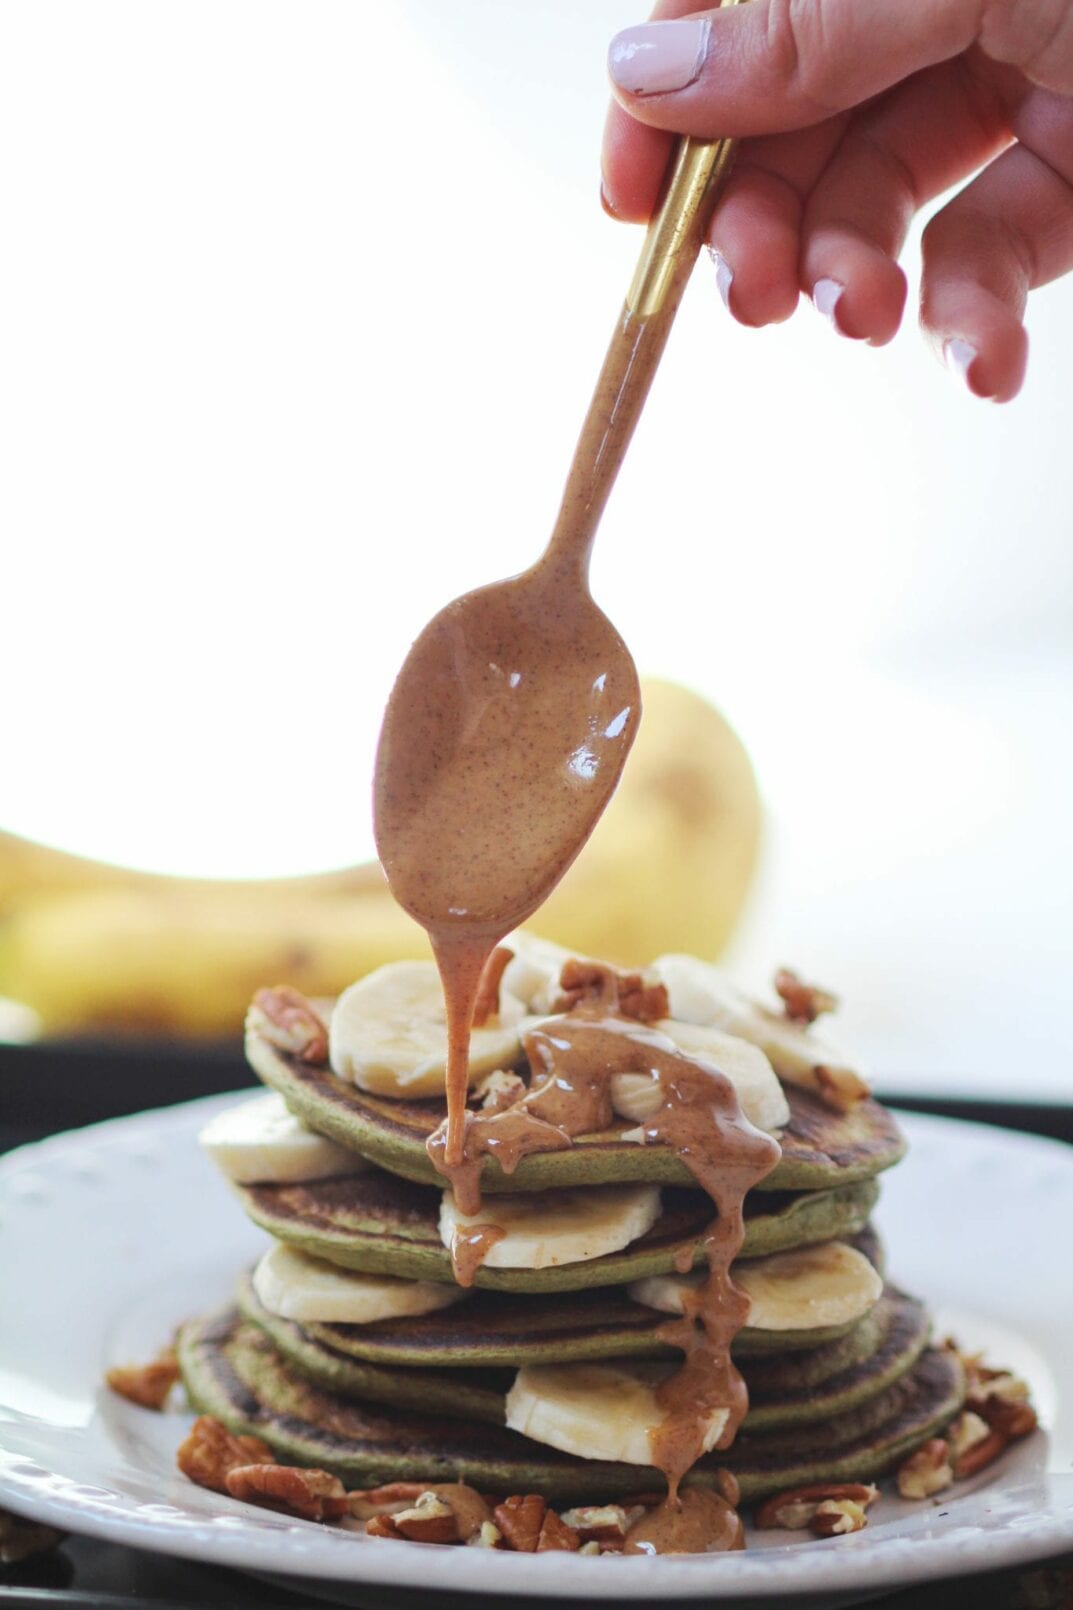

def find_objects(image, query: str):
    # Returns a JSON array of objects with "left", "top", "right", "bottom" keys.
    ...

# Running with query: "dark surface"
[{"left": 1, "top": 1036, "right": 1070, "bottom": 1606}]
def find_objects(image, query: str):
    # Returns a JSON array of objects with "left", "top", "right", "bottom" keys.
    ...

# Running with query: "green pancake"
[
  {"left": 233, "top": 1225, "right": 886, "bottom": 1369},
  {"left": 235, "top": 1274, "right": 929, "bottom": 1434},
  {"left": 247, "top": 1031, "right": 905, "bottom": 1194},
  {"left": 178, "top": 1308, "right": 964, "bottom": 1505},
  {"left": 233, "top": 1170, "right": 879, "bottom": 1294}
]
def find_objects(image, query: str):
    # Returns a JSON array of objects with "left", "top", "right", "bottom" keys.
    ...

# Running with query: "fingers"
[
  {"left": 921, "top": 87, "right": 1073, "bottom": 400},
  {"left": 606, "top": 0, "right": 981, "bottom": 139},
  {"left": 602, "top": 0, "right": 701, "bottom": 222},
  {"left": 797, "top": 55, "right": 1014, "bottom": 345},
  {"left": 706, "top": 121, "right": 848, "bottom": 326}
]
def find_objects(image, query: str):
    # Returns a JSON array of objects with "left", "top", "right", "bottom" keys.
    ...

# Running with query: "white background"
[{"left": 1, "top": 2, "right": 1071, "bottom": 1100}]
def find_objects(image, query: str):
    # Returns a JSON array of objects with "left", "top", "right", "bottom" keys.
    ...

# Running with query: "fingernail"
[
  {"left": 708, "top": 247, "right": 733, "bottom": 311},
  {"left": 944, "top": 337, "right": 980, "bottom": 392},
  {"left": 812, "top": 277, "right": 845, "bottom": 330},
  {"left": 600, "top": 180, "right": 618, "bottom": 219},
  {"left": 608, "top": 18, "right": 711, "bottom": 97}
]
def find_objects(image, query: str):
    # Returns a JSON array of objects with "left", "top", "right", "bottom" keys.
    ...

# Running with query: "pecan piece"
[
  {"left": 558, "top": 1503, "right": 631, "bottom": 1545},
  {"left": 248, "top": 986, "right": 328, "bottom": 1065},
  {"left": 967, "top": 1370, "right": 1038, "bottom": 1440},
  {"left": 755, "top": 1483, "right": 879, "bottom": 1531},
  {"left": 953, "top": 1428, "right": 1009, "bottom": 1479},
  {"left": 810, "top": 1498, "right": 870, "bottom": 1537},
  {"left": 775, "top": 968, "right": 838, "bottom": 1024},
  {"left": 346, "top": 1481, "right": 431, "bottom": 1519},
  {"left": 389, "top": 1491, "right": 461, "bottom": 1544},
  {"left": 553, "top": 960, "right": 668, "bottom": 1024},
  {"left": 225, "top": 1464, "right": 349, "bottom": 1522},
  {"left": 106, "top": 1345, "right": 180, "bottom": 1411},
  {"left": 493, "top": 1494, "right": 545, "bottom": 1552},
  {"left": 474, "top": 1068, "right": 527, "bottom": 1114},
  {"left": 176, "top": 1416, "right": 276, "bottom": 1494},
  {"left": 815, "top": 1064, "right": 871, "bottom": 1112},
  {"left": 896, "top": 1439, "right": 954, "bottom": 1500},
  {"left": 536, "top": 1510, "right": 581, "bottom": 1552}
]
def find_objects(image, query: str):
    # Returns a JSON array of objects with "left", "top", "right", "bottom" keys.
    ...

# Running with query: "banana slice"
[
  {"left": 629, "top": 1240, "right": 882, "bottom": 1332},
  {"left": 653, "top": 954, "right": 868, "bottom": 1102},
  {"left": 329, "top": 960, "right": 524, "bottom": 1098},
  {"left": 198, "top": 1092, "right": 368, "bottom": 1184},
  {"left": 505, "top": 1362, "right": 728, "bottom": 1466},
  {"left": 498, "top": 932, "right": 579, "bottom": 1016},
  {"left": 610, "top": 1023, "right": 789, "bottom": 1134},
  {"left": 439, "top": 1183, "right": 660, "bottom": 1270},
  {"left": 252, "top": 1242, "right": 467, "bottom": 1324}
]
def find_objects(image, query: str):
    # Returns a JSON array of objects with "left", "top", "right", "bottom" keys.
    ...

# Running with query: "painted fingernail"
[
  {"left": 600, "top": 181, "right": 618, "bottom": 219},
  {"left": 812, "top": 277, "right": 845, "bottom": 330},
  {"left": 608, "top": 19, "right": 711, "bottom": 97},
  {"left": 944, "top": 337, "right": 980, "bottom": 392},
  {"left": 709, "top": 248, "right": 733, "bottom": 311}
]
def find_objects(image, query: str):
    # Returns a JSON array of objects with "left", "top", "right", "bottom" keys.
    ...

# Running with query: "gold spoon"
[{"left": 374, "top": 115, "right": 740, "bottom": 1167}]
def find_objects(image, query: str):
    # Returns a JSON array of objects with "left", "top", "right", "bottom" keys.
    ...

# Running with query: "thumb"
[{"left": 607, "top": 0, "right": 981, "bottom": 137}]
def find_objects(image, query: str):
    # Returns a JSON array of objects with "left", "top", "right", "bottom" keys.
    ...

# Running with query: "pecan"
[
  {"left": 553, "top": 960, "right": 669, "bottom": 1024},
  {"left": 536, "top": 1510, "right": 581, "bottom": 1552},
  {"left": 810, "top": 1498, "right": 870, "bottom": 1537},
  {"left": 0, "top": 1508, "right": 66, "bottom": 1565},
  {"left": 953, "top": 1428, "right": 1009, "bottom": 1479},
  {"left": 225, "top": 1464, "right": 349, "bottom": 1522},
  {"left": 474, "top": 1068, "right": 527, "bottom": 1114},
  {"left": 775, "top": 968, "right": 838, "bottom": 1024},
  {"left": 106, "top": 1345, "right": 180, "bottom": 1410},
  {"left": 755, "top": 1483, "right": 879, "bottom": 1531},
  {"left": 346, "top": 1481, "right": 431, "bottom": 1519},
  {"left": 967, "top": 1371, "right": 1038, "bottom": 1440},
  {"left": 366, "top": 1514, "right": 402, "bottom": 1539},
  {"left": 558, "top": 1503, "right": 631, "bottom": 1544},
  {"left": 815, "top": 1064, "right": 871, "bottom": 1112},
  {"left": 493, "top": 1493, "right": 546, "bottom": 1552},
  {"left": 468, "top": 1520, "right": 503, "bottom": 1549},
  {"left": 472, "top": 946, "right": 514, "bottom": 1027},
  {"left": 947, "top": 1410, "right": 991, "bottom": 1466},
  {"left": 896, "top": 1439, "right": 954, "bottom": 1500},
  {"left": 248, "top": 986, "right": 328, "bottom": 1065},
  {"left": 389, "top": 1491, "right": 461, "bottom": 1544},
  {"left": 176, "top": 1416, "right": 276, "bottom": 1494}
]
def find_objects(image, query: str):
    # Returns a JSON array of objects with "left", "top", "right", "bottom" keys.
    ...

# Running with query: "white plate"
[{"left": 0, "top": 1095, "right": 1070, "bottom": 1603}]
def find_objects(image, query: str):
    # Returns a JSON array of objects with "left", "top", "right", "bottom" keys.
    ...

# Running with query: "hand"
[{"left": 602, "top": 0, "right": 1073, "bottom": 401}]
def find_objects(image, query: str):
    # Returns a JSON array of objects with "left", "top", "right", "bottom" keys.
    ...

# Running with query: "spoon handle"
[{"left": 544, "top": 4, "right": 742, "bottom": 575}]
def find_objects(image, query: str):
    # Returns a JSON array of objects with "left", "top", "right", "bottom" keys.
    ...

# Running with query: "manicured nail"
[
  {"left": 708, "top": 248, "right": 733, "bottom": 311},
  {"left": 608, "top": 19, "right": 711, "bottom": 97},
  {"left": 944, "top": 337, "right": 980, "bottom": 392},
  {"left": 812, "top": 277, "right": 845, "bottom": 330},
  {"left": 600, "top": 181, "right": 618, "bottom": 219}
]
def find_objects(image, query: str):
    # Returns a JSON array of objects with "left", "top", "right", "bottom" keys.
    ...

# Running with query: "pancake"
[
  {"left": 178, "top": 1307, "right": 964, "bottom": 1505},
  {"left": 233, "top": 1225, "right": 886, "bottom": 1368},
  {"left": 235, "top": 1273, "right": 929, "bottom": 1434},
  {"left": 233, "top": 1170, "right": 879, "bottom": 1294},
  {"left": 248, "top": 1031, "right": 905, "bottom": 1194}
]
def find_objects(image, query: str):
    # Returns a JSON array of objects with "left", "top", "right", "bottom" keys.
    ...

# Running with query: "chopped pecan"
[
  {"left": 0, "top": 1508, "right": 66, "bottom": 1565},
  {"left": 474, "top": 1068, "right": 527, "bottom": 1114},
  {"left": 553, "top": 960, "right": 669, "bottom": 1024},
  {"left": 952, "top": 1428, "right": 1009, "bottom": 1479},
  {"left": 366, "top": 1514, "right": 402, "bottom": 1539},
  {"left": 225, "top": 1464, "right": 349, "bottom": 1522},
  {"left": 810, "top": 1498, "right": 870, "bottom": 1537},
  {"left": 558, "top": 1503, "right": 631, "bottom": 1544},
  {"left": 106, "top": 1345, "right": 180, "bottom": 1410},
  {"left": 815, "top": 1064, "right": 871, "bottom": 1112},
  {"left": 389, "top": 1491, "right": 461, "bottom": 1544},
  {"left": 176, "top": 1416, "right": 276, "bottom": 1494},
  {"left": 579, "top": 1540, "right": 601, "bottom": 1555},
  {"left": 755, "top": 1483, "right": 879, "bottom": 1531},
  {"left": 947, "top": 1410, "right": 991, "bottom": 1466},
  {"left": 896, "top": 1439, "right": 954, "bottom": 1500},
  {"left": 472, "top": 946, "right": 514, "bottom": 1027},
  {"left": 775, "top": 968, "right": 838, "bottom": 1024},
  {"left": 248, "top": 986, "right": 328, "bottom": 1065},
  {"left": 468, "top": 1520, "right": 503, "bottom": 1549},
  {"left": 536, "top": 1510, "right": 581, "bottom": 1552},
  {"left": 967, "top": 1370, "right": 1038, "bottom": 1440},
  {"left": 493, "top": 1493, "right": 546, "bottom": 1552},
  {"left": 346, "top": 1481, "right": 431, "bottom": 1519}
]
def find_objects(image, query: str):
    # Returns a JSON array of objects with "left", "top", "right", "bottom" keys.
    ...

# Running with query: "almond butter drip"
[
  {"left": 624, "top": 1481, "right": 744, "bottom": 1556},
  {"left": 429, "top": 966, "right": 780, "bottom": 1539},
  {"left": 447, "top": 1221, "right": 507, "bottom": 1289}
]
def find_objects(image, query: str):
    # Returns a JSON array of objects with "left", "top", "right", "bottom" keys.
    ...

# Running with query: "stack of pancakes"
[{"left": 179, "top": 948, "right": 964, "bottom": 1508}]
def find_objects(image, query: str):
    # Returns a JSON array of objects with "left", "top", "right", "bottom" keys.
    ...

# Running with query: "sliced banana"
[
  {"left": 329, "top": 960, "right": 524, "bottom": 1098},
  {"left": 498, "top": 932, "right": 579, "bottom": 1016},
  {"left": 653, "top": 954, "right": 868, "bottom": 1101},
  {"left": 505, "top": 1362, "right": 728, "bottom": 1466},
  {"left": 198, "top": 1092, "right": 368, "bottom": 1184},
  {"left": 610, "top": 1022, "right": 789, "bottom": 1134},
  {"left": 252, "top": 1242, "right": 467, "bottom": 1324},
  {"left": 439, "top": 1183, "right": 660, "bottom": 1270},
  {"left": 629, "top": 1240, "right": 882, "bottom": 1332}
]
